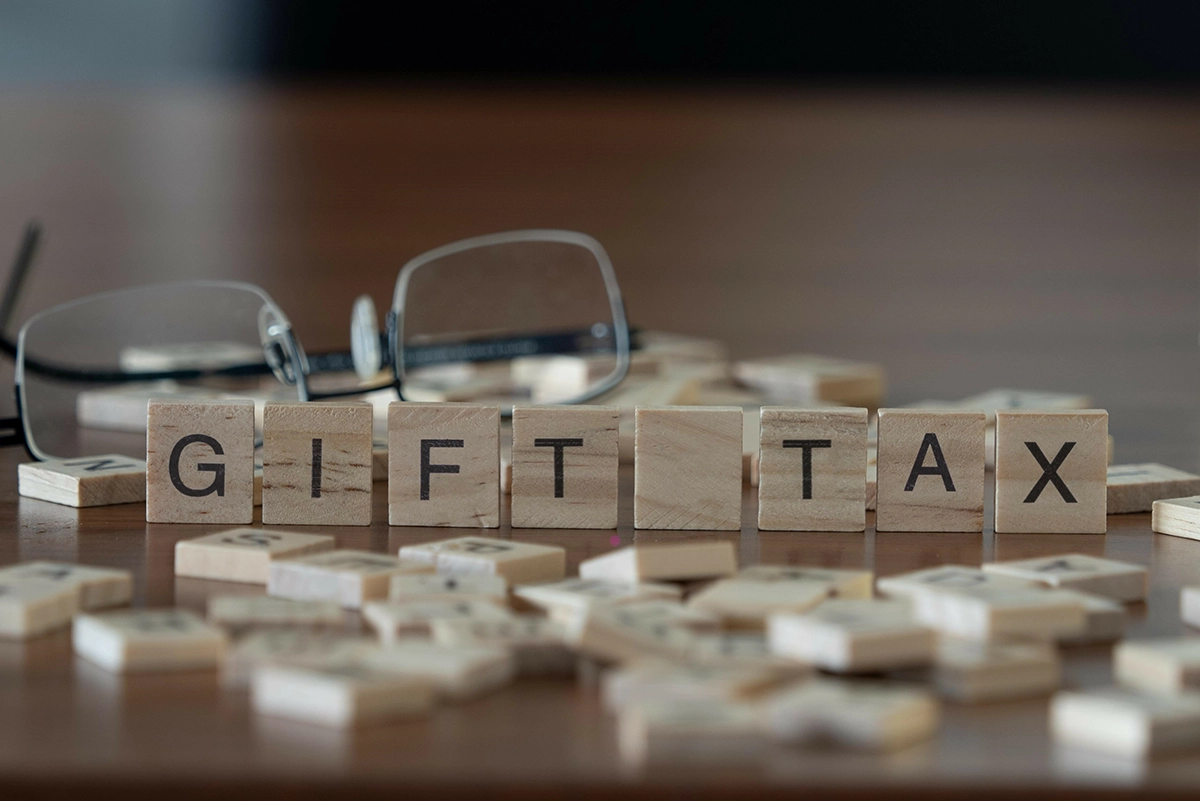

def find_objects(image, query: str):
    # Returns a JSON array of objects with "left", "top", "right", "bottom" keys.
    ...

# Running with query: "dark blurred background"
[
  {"left": 4, "top": 2, "right": 1200, "bottom": 83},
  {"left": 1, "top": 1, "right": 1199, "bottom": 465}
]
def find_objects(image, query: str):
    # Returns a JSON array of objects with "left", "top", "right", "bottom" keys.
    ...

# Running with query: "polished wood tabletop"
[{"left": 2, "top": 84, "right": 1200, "bottom": 798}]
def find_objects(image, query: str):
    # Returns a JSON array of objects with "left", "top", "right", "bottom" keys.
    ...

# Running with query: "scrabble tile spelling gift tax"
[
  {"left": 756, "top": 407, "right": 868, "bottom": 532},
  {"left": 510, "top": 405, "right": 619, "bottom": 529},
  {"left": 261, "top": 402, "right": 373, "bottom": 526},
  {"left": 388, "top": 402, "right": 500, "bottom": 528},
  {"left": 175, "top": 528, "right": 335, "bottom": 584},
  {"left": 633, "top": 406, "right": 742, "bottom": 530},
  {"left": 398, "top": 536, "right": 565, "bottom": 584},
  {"left": 146, "top": 399, "right": 256, "bottom": 524},
  {"left": 1106, "top": 463, "right": 1200, "bottom": 515},
  {"left": 875, "top": 410, "right": 986, "bottom": 533},
  {"left": 18, "top": 454, "right": 146, "bottom": 508},
  {"left": 73, "top": 609, "right": 226, "bottom": 673},
  {"left": 993, "top": 410, "right": 1108, "bottom": 534}
]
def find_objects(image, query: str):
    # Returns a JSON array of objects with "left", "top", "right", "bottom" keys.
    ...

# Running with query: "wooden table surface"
[{"left": 2, "top": 84, "right": 1200, "bottom": 798}]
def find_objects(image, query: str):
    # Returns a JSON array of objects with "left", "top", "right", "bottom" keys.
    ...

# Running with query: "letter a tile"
[
  {"left": 510, "top": 405, "right": 620, "bottom": 529},
  {"left": 388, "top": 403, "right": 500, "bottom": 528},
  {"left": 262, "top": 402, "right": 373, "bottom": 526},
  {"left": 994, "top": 410, "right": 1108, "bottom": 534},
  {"left": 875, "top": 410, "right": 986, "bottom": 532},
  {"left": 757, "top": 407, "right": 868, "bottom": 531},
  {"left": 147, "top": 399, "right": 255, "bottom": 524}
]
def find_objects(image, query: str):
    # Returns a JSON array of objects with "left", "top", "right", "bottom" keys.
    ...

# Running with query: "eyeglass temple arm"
[
  {"left": 0, "top": 221, "right": 41, "bottom": 359},
  {"left": 302, "top": 328, "right": 643, "bottom": 376}
]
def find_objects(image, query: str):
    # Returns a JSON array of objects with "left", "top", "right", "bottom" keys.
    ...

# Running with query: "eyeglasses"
[{"left": 1, "top": 224, "right": 630, "bottom": 462}]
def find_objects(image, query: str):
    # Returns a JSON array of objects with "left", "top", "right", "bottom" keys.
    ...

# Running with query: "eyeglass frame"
[{"left": 0, "top": 224, "right": 632, "bottom": 459}]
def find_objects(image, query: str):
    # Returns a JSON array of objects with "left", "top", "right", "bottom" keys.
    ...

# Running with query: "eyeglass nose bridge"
[{"left": 257, "top": 307, "right": 311, "bottom": 397}]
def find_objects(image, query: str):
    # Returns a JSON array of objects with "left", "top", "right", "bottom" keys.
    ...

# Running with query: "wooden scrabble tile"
[
  {"left": 224, "top": 629, "right": 375, "bottom": 687},
  {"left": 875, "top": 409, "right": 986, "bottom": 532},
  {"left": 363, "top": 640, "right": 515, "bottom": 700},
  {"left": 956, "top": 389, "right": 1092, "bottom": 424},
  {"left": 121, "top": 341, "right": 265, "bottom": 372},
  {"left": 0, "top": 562, "right": 131, "bottom": 610},
  {"left": 175, "top": 528, "right": 335, "bottom": 584},
  {"left": 146, "top": 399, "right": 256, "bottom": 524},
  {"left": 688, "top": 632, "right": 811, "bottom": 673},
  {"left": 578, "top": 542, "right": 737, "bottom": 583},
  {"left": 363, "top": 599, "right": 514, "bottom": 643},
  {"left": 509, "top": 405, "right": 620, "bottom": 529},
  {"left": 686, "top": 578, "right": 829, "bottom": 629},
  {"left": 734, "top": 565, "right": 874, "bottom": 600},
  {"left": 767, "top": 599, "right": 935, "bottom": 673},
  {"left": 0, "top": 577, "right": 78, "bottom": 638},
  {"left": 388, "top": 573, "right": 508, "bottom": 604},
  {"left": 1055, "top": 590, "right": 1127, "bottom": 644},
  {"left": 633, "top": 406, "right": 743, "bottom": 530},
  {"left": 1107, "top": 464, "right": 1200, "bottom": 515},
  {"left": 252, "top": 663, "right": 436, "bottom": 728},
  {"left": 562, "top": 602, "right": 699, "bottom": 664},
  {"left": 603, "top": 661, "right": 787, "bottom": 712},
  {"left": 513, "top": 577, "right": 682, "bottom": 617},
  {"left": 732, "top": 354, "right": 886, "bottom": 409},
  {"left": 73, "top": 609, "right": 226, "bottom": 673},
  {"left": 911, "top": 585, "right": 1087, "bottom": 641},
  {"left": 261, "top": 402, "right": 373, "bottom": 526},
  {"left": 1115, "top": 638, "right": 1200, "bottom": 695},
  {"left": 876, "top": 564, "right": 1038, "bottom": 598},
  {"left": 430, "top": 615, "right": 576, "bottom": 676},
  {"left": 762, "top": 679, "right": 939, "bottom": 752},
  {"left": 397, "top": 536, "right": 565, "bottom": 584},
  {"left": 18, "top": 455, "right": 146, "bottom": 508},
  {"left": 617, "top": 698, "right": 765, "bottom": 766},
  {"left": 267, "top": 550, "right": 432, "bottom": 609},
  {"left": 1153, "top": 495, "right": 1200, "bottom": 541},
  {"left": 207, "top": 596, "right": 344, "bottom": 629},
  {"left": 1184, "top": 587, "right": 1200, "bottom": 630},
  {"left": 387, "top": 402, "right": 500, "bottom": 528},
  {"left": 866, "top": 461, "right": 877, "bottom": 511},
  {"left": 982, "top": 553, "right": 1148, "bottom": 602},
  {"left": 372, "top": 441, "right": 388, "bottom": 482},
  {"left": 757, "top": 407, "right": 868, "bottom": 532},
  {"left": 994, "top": 410, "right": 1109, "bottom": 534},
  {"left": 1051, "top": 688, "right": 1200, "bottom": 758},
  {"left": 77, "top": 382, "right": 226, "bottom": 433},
  {"left": 932, "top": 637, "right": 1060, "bottom": 702}
]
